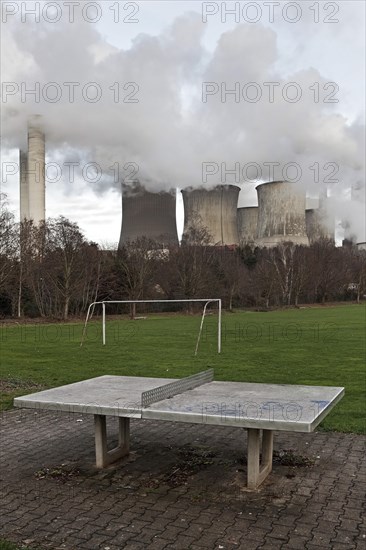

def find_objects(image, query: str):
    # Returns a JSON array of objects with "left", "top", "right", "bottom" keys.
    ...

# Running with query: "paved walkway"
[{"left": 0, "top": 409, "right": 365, "bottom": 549}]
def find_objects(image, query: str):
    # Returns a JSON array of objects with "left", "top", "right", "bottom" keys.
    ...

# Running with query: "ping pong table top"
[{"left": 13, "top": 372, "right": 344, "bottom": 433}]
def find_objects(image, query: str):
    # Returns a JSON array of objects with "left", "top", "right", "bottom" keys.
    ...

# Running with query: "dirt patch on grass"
[{"left": 0, "top": 378, "right": 44, "bottom": 394}]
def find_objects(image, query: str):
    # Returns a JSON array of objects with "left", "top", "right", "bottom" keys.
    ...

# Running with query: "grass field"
[
  {"left": 0, "top": 541, "right": 38, "bottom": 550},
  {"left": 1, "top": 304, "right": 365, "bottom": 433}
]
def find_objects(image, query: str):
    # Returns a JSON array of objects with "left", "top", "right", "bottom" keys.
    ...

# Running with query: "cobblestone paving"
[{"left": 0, "top": 409, "right": 365, "bottom": 549}]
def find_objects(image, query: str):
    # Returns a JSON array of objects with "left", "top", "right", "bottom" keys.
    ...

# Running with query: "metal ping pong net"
[{"left": 141, "top": 369, "right": 214, "bottom": 408}]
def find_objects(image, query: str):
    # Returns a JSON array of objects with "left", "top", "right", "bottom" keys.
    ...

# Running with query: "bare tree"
[
  {"left": 0, "top": 195, "right": 18, "bottom": 292},
  {"left": 116, "top": 237, "right": 159, "bottom": 319},
  {"left": 168, "top": 224, "right": 216, "bottom": 311},
  {"left": 292, "top": 246, "right": 311, "bottom": 306},
  {"left": 264, "top": 243, "right": 311, "bottom": 306},
  {"left": 308, "top": 239, "right": 347, "bottom": 303},
  {"left": 250, "top": 251, "right": 278, "bottom": 308},
  {"left": 43, "top": 217, "right": 88, "bottom": 319},
  {"left": 213, "top": 247, "right": 247, "bottom": 311},
  {"left": 344, "top": 247, "right": 366, "bottom": 303}
]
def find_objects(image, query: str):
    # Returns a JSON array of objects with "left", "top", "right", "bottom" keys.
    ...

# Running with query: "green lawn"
[
  {"left": 0, "top": 541, "right": 41, "bottom": 550},
  {"left": 1, "top": 305, "right": 365, "bottom": 433}
]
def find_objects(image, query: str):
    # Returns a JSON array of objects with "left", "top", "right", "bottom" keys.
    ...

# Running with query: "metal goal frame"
[{"left": 80, "top": 299, "right": 222, "bottom": 354}]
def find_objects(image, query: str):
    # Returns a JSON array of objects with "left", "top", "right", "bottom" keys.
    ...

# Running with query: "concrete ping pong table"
[{"left": 14, "top": 369, "right": 344, "bottom": 489}]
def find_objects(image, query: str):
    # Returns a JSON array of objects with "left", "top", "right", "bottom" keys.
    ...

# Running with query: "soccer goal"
[{"left": 80, "top": 299, "right": 222, "bottom": 354}]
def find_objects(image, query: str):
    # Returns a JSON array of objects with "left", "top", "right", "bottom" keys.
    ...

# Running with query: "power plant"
[
  {"left": 255, "top": 181, "right": 309, "bottom": 247},
  {"left": 305, "top": 208, "right": 334, "bottom": 243},
  {"left": 237, "top": 207, "right": 258, "bottom": 245},
  {"left": 19, "top": 116, "right": 46, "bottom": 224},
  {"left": 118, "top": 184, "right": 178, "bottom": 248},
  {"left": 17, "top": 118, "right": 347, "bottom": 250},
  {"left": 182, "top": 185, "right": 240, "bottom": 245},
  {"left": 305, "top": 189, "right": 334, "bottom": 243}
]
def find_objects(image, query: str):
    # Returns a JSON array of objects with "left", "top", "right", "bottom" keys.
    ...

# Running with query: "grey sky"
[{"left": 1, "top": 1, "right": 365, "bottom": 244}]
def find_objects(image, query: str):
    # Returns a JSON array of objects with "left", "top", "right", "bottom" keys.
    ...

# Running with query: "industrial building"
[
  {"left": 118, "top": 184, "right": 178, "bottom": 248},
  {"left": 18, "top": 118, "right": 345, "bottom": 250},
  {"left": 182, "top": 185, "right": 240, "bottom": 246},
  {"left": 237, "top": 207, "right": 258, "bottom": 245},
  {"left": 255, "top": 181, "right": 309, "bottom": 247},
  {"left": 305, "top": 208, "right": 334, "bottom": 243}
]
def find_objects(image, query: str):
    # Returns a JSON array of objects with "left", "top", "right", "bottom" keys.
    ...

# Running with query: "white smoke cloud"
[{"left": 1, "top": 3, "right": 365, "bottom": 241}]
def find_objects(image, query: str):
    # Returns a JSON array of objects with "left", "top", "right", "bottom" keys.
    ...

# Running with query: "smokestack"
[
  {"left": 27, "top": 116, "right": 45, "bottom": 224},
  {"left": 19, "top": 150, "right": 29, "bottom": 221},
  {"left": 182, "top": 185, "right": 240, "bottom": 245},
  {"left": 118, "top": 184, "right": 178, "bottom": 247},
  {"left": 318, "top": 191, "right": 335, "bottom": 242},
  {"left": 237, "top": 207, "right": 258, "bottom": 245},
  {"left": 255, "top": 181, "right": 309, "bottom": 247}
]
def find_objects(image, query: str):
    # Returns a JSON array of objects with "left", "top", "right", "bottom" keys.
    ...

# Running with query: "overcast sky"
[{"left": 1, "top": 0, "right": 365, "bottom": 245}]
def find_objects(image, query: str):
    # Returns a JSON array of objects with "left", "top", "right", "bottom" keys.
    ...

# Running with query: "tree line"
[{"left": 1, "top": 196, "right": 365, "bottom": 319}]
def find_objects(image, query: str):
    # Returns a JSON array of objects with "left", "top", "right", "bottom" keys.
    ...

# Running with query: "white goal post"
[{"left": 80, "top": 299, "right": 222, "bottom": 354}]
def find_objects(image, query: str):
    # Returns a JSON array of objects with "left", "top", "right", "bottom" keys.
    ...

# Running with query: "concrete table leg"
[
  {"left": 94, "top": 415, "right": 130, "bottom": 468},
  {"left": 247, "top": 428, "right": 274, "bottom": 490}
]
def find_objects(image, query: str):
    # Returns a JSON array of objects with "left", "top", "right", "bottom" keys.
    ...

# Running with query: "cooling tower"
[
  {"left": 305, "top": 209, "right": 334, "bottom": 244},
  {"left": 182, "top": 185, "right": 240, "bottom": 245},
  {"left": 27, "top": 116, "right": 45, "bottom": 224},
  {"left": 118, "top": 185, "right": 178, "bottom": 247},
  {"left": 237, "top": 207, "right": 258, "bottom": 244},
  {"left": 19, "top": 150, "right": 29, "bottom": 221},
  {"left": 255, "top": 181, "right": 309, "bottom": 247}
]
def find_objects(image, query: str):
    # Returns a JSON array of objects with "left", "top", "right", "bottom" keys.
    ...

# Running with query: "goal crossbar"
[{"left": 80, "top": 299, "right": 222, "bottom": 354}]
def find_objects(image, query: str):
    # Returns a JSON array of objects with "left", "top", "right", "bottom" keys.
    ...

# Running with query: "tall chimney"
[
  {"left": 27, "top": 115, "right": 45, "bottom": 224},
  {"left": 19, "top": 150, "right": 29, "bottom": 221}
]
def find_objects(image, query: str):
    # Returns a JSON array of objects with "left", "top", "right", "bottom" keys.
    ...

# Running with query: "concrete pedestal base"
[
  {"left": 94, "top": 415, "right": 130, "bottom": 468},
  {"left": 247, "top": 428, "right": 274, "bottom": 490},
  {"left": 93, "top": 416, "right": 273, "bottom": 489}
]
